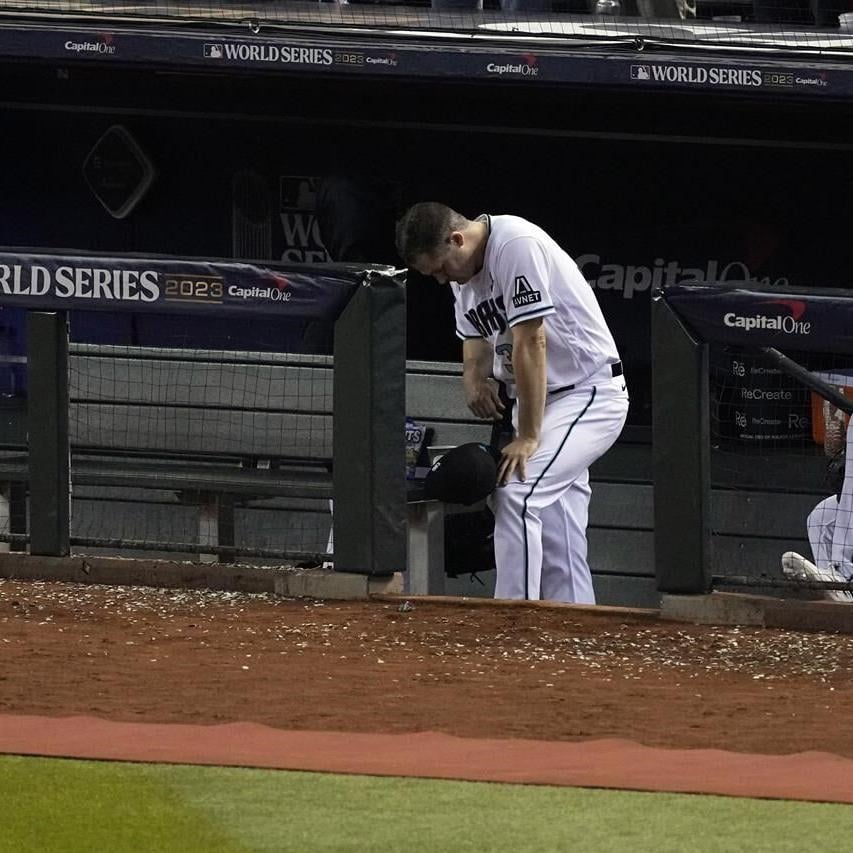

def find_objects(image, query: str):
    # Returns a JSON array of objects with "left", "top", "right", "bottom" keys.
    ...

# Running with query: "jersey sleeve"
[{"left": 495, "top": 236, "right": 556, "bottom": 327}]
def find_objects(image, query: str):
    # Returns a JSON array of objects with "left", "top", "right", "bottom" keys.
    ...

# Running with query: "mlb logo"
[
  {"left": 631, "top": 65, "right": 650, "bottom": 80},
  {"left": 204, "top": 43, "right": 223, "bottom": 58}
]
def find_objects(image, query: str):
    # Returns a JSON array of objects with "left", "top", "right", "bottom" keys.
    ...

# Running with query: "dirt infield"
[{"left": 2, "top": 578, "right": 853, "bottom": 758}]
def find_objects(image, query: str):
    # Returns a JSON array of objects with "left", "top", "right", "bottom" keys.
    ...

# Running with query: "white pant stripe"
[{"left": 521, "top": 386, "right": 597, "bottom": 600}]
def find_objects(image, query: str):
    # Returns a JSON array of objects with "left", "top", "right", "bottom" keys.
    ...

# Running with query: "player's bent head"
[
  {"left": 396, "top": 202, "right": 467, "bottom": 265},
  {"left": 423, "top": 442, "right": 500, "bottom": 506}
]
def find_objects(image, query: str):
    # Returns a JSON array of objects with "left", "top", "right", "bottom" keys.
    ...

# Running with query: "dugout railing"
[
  {"left": 0, "top": 251, "right": 407, "bottom": 577},
  {"left": 652, "top": 280, "right": 853, "bottom": 598}
]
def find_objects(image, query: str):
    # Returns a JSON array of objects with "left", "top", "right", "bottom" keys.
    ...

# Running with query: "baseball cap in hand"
[{"left": 423, "top": 442, "right": 500, "bottom": 506}]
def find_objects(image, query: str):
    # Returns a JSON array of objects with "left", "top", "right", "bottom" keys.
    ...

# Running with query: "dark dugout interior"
[{"left": 1, "top": 60, "right": 852, "bottom": 425}]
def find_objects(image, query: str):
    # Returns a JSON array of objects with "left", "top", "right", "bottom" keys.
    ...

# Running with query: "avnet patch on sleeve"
[{"left": 511, "top": 275, "right": 542, "bottom": 308}]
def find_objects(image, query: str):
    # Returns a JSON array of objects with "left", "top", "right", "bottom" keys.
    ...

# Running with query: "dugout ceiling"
[
  {"left": 1, "top": 12, "right": 853, "bottom": 141},
  {"left": 1, "top": 51, "right": 852, "bottom": 145}
]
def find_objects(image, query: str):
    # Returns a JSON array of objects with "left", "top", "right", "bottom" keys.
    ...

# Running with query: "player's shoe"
[{"left": 781, "top": 551, "right": 853, "bottom": 603}]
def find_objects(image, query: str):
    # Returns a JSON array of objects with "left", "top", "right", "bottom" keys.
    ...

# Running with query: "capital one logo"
[
  {"left": 723, "top": 299, "right": 811, "bottom": 335},
  {"left": 486, "top": 54, "right": 539, "bottom": 77}
]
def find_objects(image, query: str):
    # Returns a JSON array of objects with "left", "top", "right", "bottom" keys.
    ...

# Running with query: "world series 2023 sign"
[{"left": 0, "top": 252, "right": 367, "bottom": 319}]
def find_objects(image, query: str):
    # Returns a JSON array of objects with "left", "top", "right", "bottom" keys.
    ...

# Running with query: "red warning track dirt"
[{"left": 2, "top": 580, "right": 853, "bottom": 802}]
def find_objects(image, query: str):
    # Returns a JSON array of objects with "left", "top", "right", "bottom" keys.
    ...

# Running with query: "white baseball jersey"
[
  {"left": 452, "top": 214, "right": 620, "bottom": 396},
  {"left": 450, "top": 214, "right": 628, "bottom": 603}
]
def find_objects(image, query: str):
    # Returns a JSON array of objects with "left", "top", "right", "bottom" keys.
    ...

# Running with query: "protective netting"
[
  {"left": 66, "top": 344, "right": 334, "bottom": 561},
  {"left": 709, "top": 344, "right": 853, "bottom": 600},
  {"left": 1, "top": 1, "right": 851, "bottom": 52},
  {"left": 0, "top": 339, "right": 335, "bottom": 562},
  {"left": 712, "top": 346, "right": 833, "bottom": 451}
]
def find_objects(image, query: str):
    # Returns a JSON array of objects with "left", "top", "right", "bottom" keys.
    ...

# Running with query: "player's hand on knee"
[
  {"left": 497, "top": 436, "right": 539, "bottom": 485},
  {"left": 465, "top": 379, "right": 505, "bottom": 420}
]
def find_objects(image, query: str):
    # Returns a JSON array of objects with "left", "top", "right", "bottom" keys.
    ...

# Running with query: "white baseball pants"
[
  {"left": 808, "top": 417, "right": 853, "bottom": 581},
  {"left": 492, "top": 371, "right": 629, "bottom": 603}
]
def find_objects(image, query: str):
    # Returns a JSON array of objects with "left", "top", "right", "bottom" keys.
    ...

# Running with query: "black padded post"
[
  {"left": 651, "top": 292, "right": 711, "bottom": 594},
  {"left": 332, "top": 271, "right": 406, "bottom": 575},
  {"left": 27, "top": 311, "right": 70, "bottom": 556}
]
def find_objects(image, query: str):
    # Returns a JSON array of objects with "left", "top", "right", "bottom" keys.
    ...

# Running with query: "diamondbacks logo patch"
[{"left": 511, "top": 275, "right": 542, "bottom": 309}]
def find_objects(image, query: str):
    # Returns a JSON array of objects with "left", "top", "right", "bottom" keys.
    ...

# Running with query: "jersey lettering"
[{"left": 465, "top": 295, "right": 507, "bottom": 337}]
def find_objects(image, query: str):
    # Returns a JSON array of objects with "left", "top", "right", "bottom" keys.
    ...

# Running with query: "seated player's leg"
[
  {"left": 830, "top": 417, "right": 853, "bottom": 581},
  {"left": 784, "top": 489, "right": 851, "bottom": 601},
  {"left": 807, "top": 495, "right": 837, "bottom": 571}
]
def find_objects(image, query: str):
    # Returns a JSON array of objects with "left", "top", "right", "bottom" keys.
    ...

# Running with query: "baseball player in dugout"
[
  {"left": 396, "top": 202, "right": 629, "bottom": 604},
  {"left": 782, "top": 411, "right": 853, "bottom": 602}
]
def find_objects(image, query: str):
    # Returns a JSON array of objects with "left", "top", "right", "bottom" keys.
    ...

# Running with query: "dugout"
[{"left": 1, "top": 3, "right": 852, "bottom": 605}]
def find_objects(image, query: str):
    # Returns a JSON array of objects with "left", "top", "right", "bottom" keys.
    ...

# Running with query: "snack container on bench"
[{"left": 405, "top": 417, "right": 428, "bottom": 480}]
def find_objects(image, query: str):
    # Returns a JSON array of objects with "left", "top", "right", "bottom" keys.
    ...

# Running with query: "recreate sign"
[
  {"left": 661, "top": 283, "right": 853, "bottom": 355},
  {"left": 0, "top": 252, "right": 374, "bottom": 318}
]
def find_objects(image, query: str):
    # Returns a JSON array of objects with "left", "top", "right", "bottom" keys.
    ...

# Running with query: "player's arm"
[
  {"left": 824, "top": 407, "right": 847, "bottom": 457},
  {"left": 497, "top": 318, "right": 546, "bottom": 485},
  {"left": 462, "top": 338, "right": 504, "bottom": 420}
]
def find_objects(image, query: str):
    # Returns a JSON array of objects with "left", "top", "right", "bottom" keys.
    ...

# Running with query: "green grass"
[{"left": 1, "top": 755, "right": 852, "bottom": 852}]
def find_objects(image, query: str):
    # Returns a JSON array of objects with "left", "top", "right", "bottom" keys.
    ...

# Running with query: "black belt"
[{"left": 549, "top": 361, "right": 623, "bottom": 396}]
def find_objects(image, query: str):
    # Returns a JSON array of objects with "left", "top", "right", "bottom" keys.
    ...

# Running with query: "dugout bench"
[
  {"left": 0, "top": 351, "right": 489, "bottom": 596},
  {"left": 0, "top": 308, "right": 494, "bottom": 595}
]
